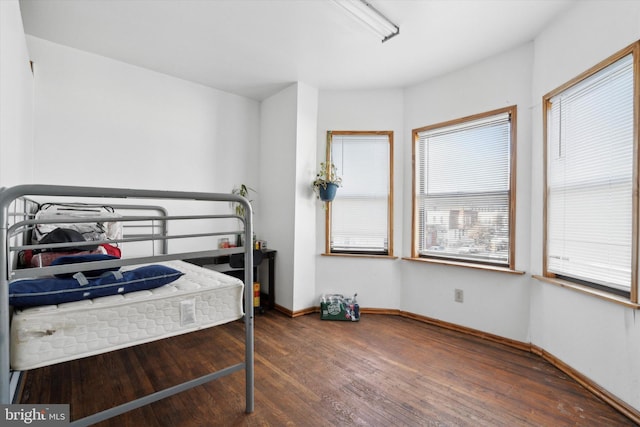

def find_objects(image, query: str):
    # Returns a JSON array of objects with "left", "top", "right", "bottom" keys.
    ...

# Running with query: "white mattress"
[{"left": 10, "top": 260, "right": 244, "bottom": 370}]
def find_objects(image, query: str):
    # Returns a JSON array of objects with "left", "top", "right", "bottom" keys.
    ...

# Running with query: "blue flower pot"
[{"left": 318, "top": 183, "right": 338, "bottom": 202}]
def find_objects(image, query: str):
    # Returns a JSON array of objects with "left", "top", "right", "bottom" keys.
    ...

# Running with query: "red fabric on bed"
[{"left": 30, "top": 249, "right": 104, "bottom": 268}]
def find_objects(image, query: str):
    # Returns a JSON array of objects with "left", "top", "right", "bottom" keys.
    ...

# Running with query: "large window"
[
  {"left": 412, "top": 106, "right": 516, "bottom": 268},
  {"left": 325, "top": 131, "right": 393, "bottom": 256},
  {"left": 543, "top": 41, "right": 638, "bottom": 301}
]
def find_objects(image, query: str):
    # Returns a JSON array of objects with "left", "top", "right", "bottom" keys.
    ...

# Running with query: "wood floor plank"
[{"left": 18, "top": 311, "right": 637, "bottom": 426}]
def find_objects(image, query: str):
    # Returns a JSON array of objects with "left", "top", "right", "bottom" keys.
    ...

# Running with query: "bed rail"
[{"left": 0, "top": 184, "right": 254, "bottom": 422}]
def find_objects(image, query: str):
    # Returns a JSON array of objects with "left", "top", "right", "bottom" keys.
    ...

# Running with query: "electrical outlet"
[{"left": 454, "top": 289, "right": 464, "bottom": 303}]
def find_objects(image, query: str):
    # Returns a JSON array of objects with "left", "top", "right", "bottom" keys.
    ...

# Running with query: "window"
[
  {"left": 543, "top": 41, "right": 638, "bottom": 300},
  {"left": 325, "top": 131, "right": 393, "bottom": 256},
  {"left": 412, "top": 106, "right": 516, "bottom": 268}
]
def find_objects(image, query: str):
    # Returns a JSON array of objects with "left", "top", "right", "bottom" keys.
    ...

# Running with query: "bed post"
[
  {"left": 0, "top": 189, "right": 12, "bottom": 403},
  {"left": 243, "top": 199, "right": 255, "bottom": 413}
]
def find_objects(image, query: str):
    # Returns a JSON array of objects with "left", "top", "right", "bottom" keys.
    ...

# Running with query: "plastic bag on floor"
[{"left": 320, "top": 293, "right": 359, "bottom": 321}]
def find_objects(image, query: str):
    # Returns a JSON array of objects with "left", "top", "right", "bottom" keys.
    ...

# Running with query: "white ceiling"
[{"left": 19, "top": 0, "right": 576, "bottom": 101}]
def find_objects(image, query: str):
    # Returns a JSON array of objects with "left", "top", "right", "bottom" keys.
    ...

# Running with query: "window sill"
[
  {"left": 321, "top": 253, "right": 398, "bottom": 260},
  {"left": 532, "top": 275, "right": 640, "bottom": 309},
  {"left": 402, "top": 257, "right": 525, "bottom": 275}
]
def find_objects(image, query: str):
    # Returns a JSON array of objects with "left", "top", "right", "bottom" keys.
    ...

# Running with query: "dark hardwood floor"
[{"left": 19, "top": 311, "right": 637, "bottom": 426}]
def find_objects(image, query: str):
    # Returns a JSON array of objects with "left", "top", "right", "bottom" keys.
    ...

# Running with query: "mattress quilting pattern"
[{"left": 10, "top": 260, "right": 244, "bottom": 370}]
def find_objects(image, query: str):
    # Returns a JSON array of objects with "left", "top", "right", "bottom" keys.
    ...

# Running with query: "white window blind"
[
  {"left": 546, "top": 53, "right": 634, "bottom": 293},
  {"left": 329, "top": 133, "right": 391, "bottom": 254},
  {"left": 416, "top": 110, "right": 513, "bottom": 266}
]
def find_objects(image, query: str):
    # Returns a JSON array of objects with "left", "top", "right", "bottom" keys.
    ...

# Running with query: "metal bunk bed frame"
[{"left": 0, "top": 184, "right": 254, "bottom": 426}]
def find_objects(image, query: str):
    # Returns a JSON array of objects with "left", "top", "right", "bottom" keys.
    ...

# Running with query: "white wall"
[
  {"left": 259, "top": 82, "right": 321, "bottom": 312},
  {"left": 0, "top": 0, "right": 34, "bottom": 188},
  {"left": 530, "top": 0, "right": 640, "bottom": 411},
  {"left": 26, "top": 36, "right": 260, "bottom": 194},
  {"left": 316, "top": 89, "right": 404, "bottom": 309},
  {"left": 400, "top": 43, "right": 534, "bottom": 343},
  {"left": 259, "top": 84, "right": 299, "bottom": 310},
  {"left": 292, "top": 83, "right": 319, "bottom": 310}
]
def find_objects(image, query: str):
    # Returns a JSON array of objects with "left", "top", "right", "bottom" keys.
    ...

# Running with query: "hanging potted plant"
[{"left": 312, "top": 161, "right": 342, "bottom": 203}]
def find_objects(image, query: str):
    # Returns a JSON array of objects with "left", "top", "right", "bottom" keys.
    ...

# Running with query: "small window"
[
  {"left": 543, "top": 41, "right": 638, "bottom": 299},
  {"left": 412, "top": 106, "right": 517, "bottom": 268},
  {"left": 325, "top": 131, "right": 393, "bottom": 256}
]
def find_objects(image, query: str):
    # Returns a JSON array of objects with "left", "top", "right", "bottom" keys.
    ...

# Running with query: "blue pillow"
[
  {"left": 9, "top": 265, "right": 184, "bottom": 307},
  {"left": 51, "top": 253, "right": 120, "bottom": 278}
]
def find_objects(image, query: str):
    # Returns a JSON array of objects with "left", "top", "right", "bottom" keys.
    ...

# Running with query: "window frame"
[
  {"left": 411, "top": 106, "right": 518, "bottom": 271},
  {"left": 324, "top": 130, "right": 394, "bottom": 258},
  {"left": 541, "top": 41, "right": 639, "bottom": 303}
]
